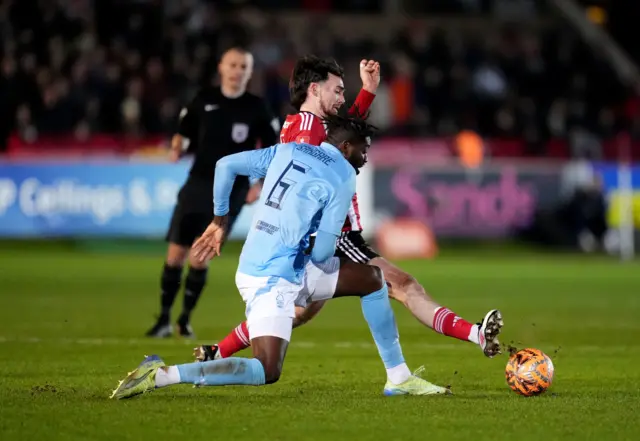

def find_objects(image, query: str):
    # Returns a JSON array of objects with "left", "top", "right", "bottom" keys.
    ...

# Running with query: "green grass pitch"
[{"left": 1, "top": 242, "right": 639, "bottom": 441}]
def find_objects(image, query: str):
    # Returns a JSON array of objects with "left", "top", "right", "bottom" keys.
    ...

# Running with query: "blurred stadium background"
[
  {"left": 1, "top": 0, "right": 639, "bottom": 253},
  {"left": 1, "top": 1, "right": 640, "bottom": 440}
]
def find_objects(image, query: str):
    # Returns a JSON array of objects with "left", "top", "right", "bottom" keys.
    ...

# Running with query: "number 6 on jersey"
[{"left": 265, "top": 160, "right": 310, "bottom": 209}]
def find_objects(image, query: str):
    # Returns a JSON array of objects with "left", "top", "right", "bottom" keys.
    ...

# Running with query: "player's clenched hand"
[
  {"left": 360, "top": 59, "right": 381, "bottom": 94},
  {"left": 192, "top": 215, "right": 229, "bottom": 261}
]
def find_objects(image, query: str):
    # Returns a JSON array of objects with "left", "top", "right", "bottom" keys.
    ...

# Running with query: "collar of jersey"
[{"left": 319, "top": 142, "right": 359, "bottom": 175}]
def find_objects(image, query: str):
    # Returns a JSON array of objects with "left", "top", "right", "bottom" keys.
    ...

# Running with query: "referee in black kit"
[{"left": 146, "top": 46, "right": 279, "bottom": 338}]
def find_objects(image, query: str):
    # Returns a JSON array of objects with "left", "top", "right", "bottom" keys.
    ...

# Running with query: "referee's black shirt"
[{"left": 176, "top": 86, "right": 279, "bottom": 205}]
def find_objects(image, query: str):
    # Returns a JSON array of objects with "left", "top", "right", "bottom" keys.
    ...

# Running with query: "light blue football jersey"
[{"left": 214, "top": 142, "right": 356, "bottom": 284}]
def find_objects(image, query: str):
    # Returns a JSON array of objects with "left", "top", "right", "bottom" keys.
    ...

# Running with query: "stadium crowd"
[{"left": 0, "top": 0, "right": 636, "bottom": 155}]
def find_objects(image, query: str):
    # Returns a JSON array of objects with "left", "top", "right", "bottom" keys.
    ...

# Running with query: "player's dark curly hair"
[
  {"left": 324, "top": 110, "right": 377, "bottom": 147},
  {"left": 289, "top": 56, "right": 344, "bottom": 111}
]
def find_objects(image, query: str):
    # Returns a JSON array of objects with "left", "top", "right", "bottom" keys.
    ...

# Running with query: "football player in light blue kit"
[{"left": 111, "top": 115, "right": 450, "bottom": 399}]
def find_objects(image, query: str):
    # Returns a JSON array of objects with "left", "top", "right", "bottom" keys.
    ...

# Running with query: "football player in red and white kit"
[{"left": 196, "top": 56, "right": 503, "bottom": 362}]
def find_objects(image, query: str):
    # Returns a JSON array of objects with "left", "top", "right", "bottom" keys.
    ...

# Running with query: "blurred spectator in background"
[
  {"left": 525, "top": 150, "right": 608, "bottom": 251},
  {"left": 0, "top": 0, "right": 634, "bottom": 157}
]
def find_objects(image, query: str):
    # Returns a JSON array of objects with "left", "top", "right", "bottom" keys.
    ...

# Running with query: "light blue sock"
[
  {"left": 176, "top": 357, "right": 266, "bottom": 386},
  {"left": 360, "top": 283, "right": 405, "bottom": 369}
]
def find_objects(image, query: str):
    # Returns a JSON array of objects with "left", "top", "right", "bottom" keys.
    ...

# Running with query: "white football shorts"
[
  {"left": 296, "top": 256, "right": 341, "bottom": 308},
  {"left": 235, "top": 257, "right": 341, "bottom": 341}
]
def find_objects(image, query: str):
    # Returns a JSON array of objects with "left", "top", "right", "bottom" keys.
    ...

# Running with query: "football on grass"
[{"left": 505, "top": 348, "right": 554, "bottom": 396}]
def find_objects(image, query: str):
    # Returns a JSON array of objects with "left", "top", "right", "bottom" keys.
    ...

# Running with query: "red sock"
[
  {"left": 217, "top": 322, "right": 251, "bottom": 358},
  {"left": 433, "top": 307, "right": 477, "bottom": 343}
]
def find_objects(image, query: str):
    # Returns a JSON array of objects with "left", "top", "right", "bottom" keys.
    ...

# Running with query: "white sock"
[
  {"left": 469, "top": 324, "right": 480, "bottom": 345},
  {"left": 155, "top": 365, "right": 181, "bottom": 388},
  {"left": 386, "top": 363, "right": 412, "bottom": 385}
]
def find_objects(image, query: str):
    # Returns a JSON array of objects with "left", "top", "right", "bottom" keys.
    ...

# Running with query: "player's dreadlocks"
[{"left": 324, "top": 109, "right": 378, "bottom": 148}]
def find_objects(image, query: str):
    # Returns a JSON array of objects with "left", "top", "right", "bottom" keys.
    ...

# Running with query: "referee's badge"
[{"left": 231, "top": 123, "right": 249, "bottom": 143}]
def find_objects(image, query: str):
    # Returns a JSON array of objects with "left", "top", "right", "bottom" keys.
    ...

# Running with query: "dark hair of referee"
[{"left": 169, "top": 46, "right": 253, "bottom": 158}]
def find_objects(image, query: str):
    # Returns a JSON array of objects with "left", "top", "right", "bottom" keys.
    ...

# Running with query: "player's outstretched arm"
[
  {"left": 192, "top": 146, "right": 280, "bottom": 261},
  {"left": 212, "top": 146, "right": 279, "bottom": 215}
]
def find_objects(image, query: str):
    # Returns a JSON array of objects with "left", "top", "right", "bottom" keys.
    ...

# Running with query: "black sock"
[
  {"left": 160, "top": 264, "right": 183, "bottom": 321},
  {"left": 179, "top": 267, "right": 208, "bottom": 323}
]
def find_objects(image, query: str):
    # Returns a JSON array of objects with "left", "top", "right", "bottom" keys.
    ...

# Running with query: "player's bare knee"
[
  {"left": 188, "top": 254, "right": 209, "bottom": 270},
  {"left": 251, "top": 336, "right": 287, "bottom": 384},
  {"left": 166, "top": 244, "right": 189, "bottom": 267},
  {"left": 292, "top": 316, "right": 306, "bottom": 328},
  {"left": 292, "top": 306, "right": 306, "bottom": 328},
  {"left": 397, "top": 271, "right": 417, "bottom": 292},
  {"left": 355, "top": 265, "right": 385, "bottom": 295},
  {"left": 264, "top": 368, "right": 282, "bottom": 384},
  {"left": 255, "top": 357, "right": 282, "bottom": 384},
  {"left": 396, "top": 272, "right": 429, "bottom": 301}
]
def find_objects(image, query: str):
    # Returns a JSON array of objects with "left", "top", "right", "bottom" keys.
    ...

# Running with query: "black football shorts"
[
  {"left": 334, "top": 230, "right": 380, "bottom": 264},
  {"left": 165, "top": 180, "right": 246, "bottom": 247}
]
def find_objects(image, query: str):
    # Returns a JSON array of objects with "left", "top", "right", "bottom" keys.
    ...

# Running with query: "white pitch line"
[{"left": 0, "top": 336, "right": 637, "bottom": 353}]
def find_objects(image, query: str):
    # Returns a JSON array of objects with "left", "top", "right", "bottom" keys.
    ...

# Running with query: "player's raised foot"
[
  {"left": 478, "top": 309, "right": 503, "bottom": 358},
  {"left": 194, "top": 344, "right": 221, "bottom": 362},
  {"left": 145, "top": 316, "right": 172, "bottom": 338},
  {"left": 176, "top": 316, "right": 196, "bottom": 339},
  {"left": 383, "top": 366, "right": 451, "bottom": 396},
  {"left": 110, "top": 355, "right": 165, "bottom": 399}
]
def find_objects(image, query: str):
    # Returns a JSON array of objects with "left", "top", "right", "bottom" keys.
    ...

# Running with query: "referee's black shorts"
[
  {"left": 334, "top": 230, "right": 380, "bottom": 264},
  {"left": 166, "top": 178, "right": 248, "bottom": 247}
]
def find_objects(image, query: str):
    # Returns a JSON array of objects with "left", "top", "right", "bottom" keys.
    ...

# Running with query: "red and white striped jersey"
[
  {"left": 278, "top": 89, "right": 375, "bottom": 231},
  {"left": 279, "top": 111, "right": 327, "bottom": 146}
]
